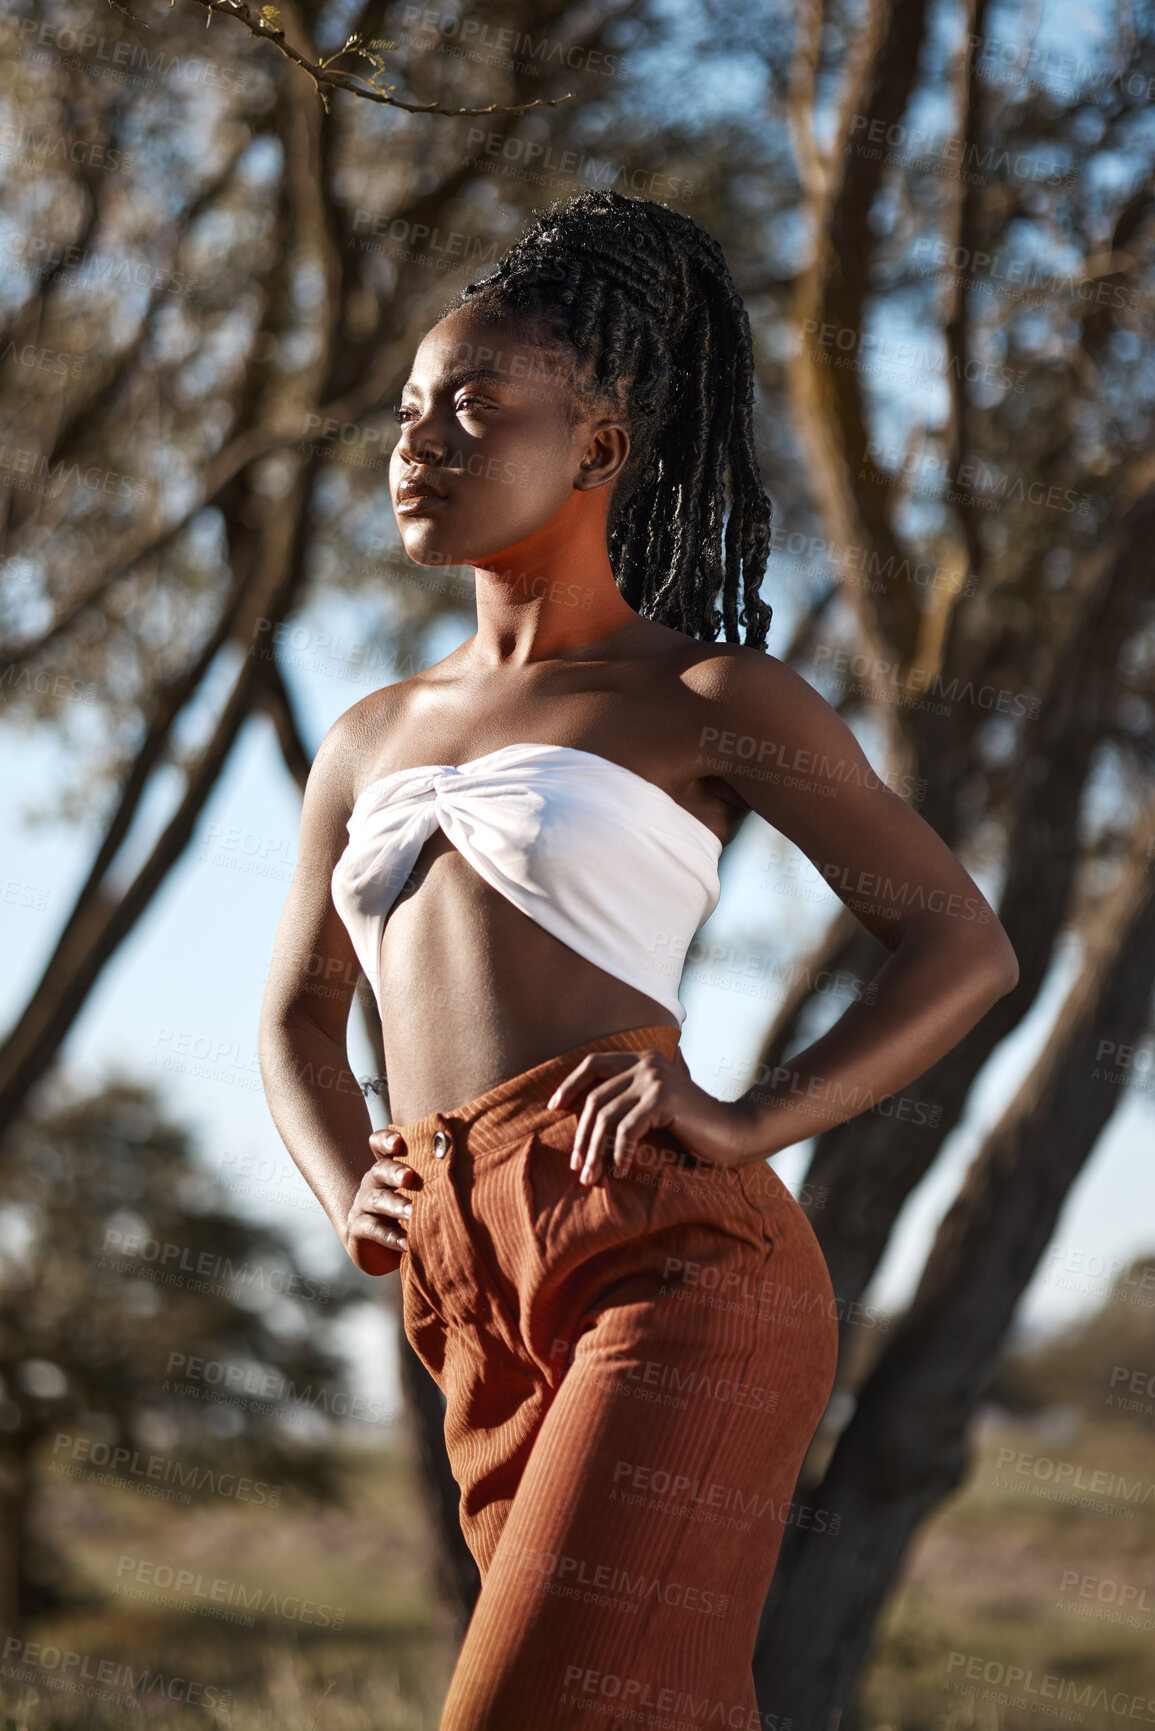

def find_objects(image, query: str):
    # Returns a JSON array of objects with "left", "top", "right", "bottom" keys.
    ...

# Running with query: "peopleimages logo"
[
  {"left": 115, "top": 1555, "right": 346, "bottom": 1628},
  {"left": 862, "top": 438, "right": 1088, "bottom": 514},
  {"left": 994, "top": 1447, "right": 1155, "bottom": 1503},
  {"left": 0, "top": 441, "right": 147, "bottom": 500},
  {"left": 1, "top": 1637, "right": 232, "bottom": 1713},
  {"left": 516, "top": 1545, "right": 731, "bottom": 1617},
  {"left": 559, "top": 1663, "right": 791, "bottom": 1728},
  {"left": 50, "top": 1433, "right": 281, "bottom": 1505},
  {"left": 101, "top": 1229, "right": 331, "bottom": 1302},
  {"left": 1058, "top": 1570, "right": 1155, "bottom": 1617},
  {"left": 910, "top": 235, "right": 1138, "bottom": 310},
  {"left": 945, "top": 1651, "right": 1155, "bottom": 1721},
  {"left": 401, "top": 6, "right": 627, "bottom": 77},
  {"left": 609, "top": 1458, "right": 842, "bottom": 1535},
  {"left": 163, "top": 1353, "right": 393, "bottom": 1425}
]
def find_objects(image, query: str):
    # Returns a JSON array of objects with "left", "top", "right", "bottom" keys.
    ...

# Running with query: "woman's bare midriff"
[
  {"left": 354, "top": 634, "right": 754, "bottom": 1122},
  {"left": 376, "top": 828, "right": 681, "bottom": 1124}
]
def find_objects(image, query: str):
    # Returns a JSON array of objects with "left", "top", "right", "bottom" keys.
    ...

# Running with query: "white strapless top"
[{"left": 330, "top": 741, "right": 723, "bottom": 1025}]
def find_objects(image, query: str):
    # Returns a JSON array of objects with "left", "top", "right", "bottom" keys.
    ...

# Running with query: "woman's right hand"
[{"left": 343, "top": 1130, "right": 422, "bottom": 1276}]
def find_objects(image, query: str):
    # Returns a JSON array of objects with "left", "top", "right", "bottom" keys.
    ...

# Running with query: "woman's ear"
[{"left": 574, "top": 422, "right": 630, "bottom": 491}]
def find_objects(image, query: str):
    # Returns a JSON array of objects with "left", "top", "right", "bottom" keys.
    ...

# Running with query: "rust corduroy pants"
[{"left": 390, "top": 1024, "right": 839, "bottom": 1730}]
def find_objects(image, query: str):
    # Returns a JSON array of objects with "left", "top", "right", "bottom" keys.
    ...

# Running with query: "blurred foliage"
[
  {"left": 0, "top": 0, "right": 1150, "bottom": 879},
  {"left": 992, "top": 1257, "right": 1155, "bottom": 1422},
  {"left": 0, "top": 1077, "right": 368, "bottom": 1621}
]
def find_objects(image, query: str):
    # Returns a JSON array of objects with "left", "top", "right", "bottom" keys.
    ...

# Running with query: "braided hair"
[{"left": 441, "top": 190, "right": 773, "bottom": 648}]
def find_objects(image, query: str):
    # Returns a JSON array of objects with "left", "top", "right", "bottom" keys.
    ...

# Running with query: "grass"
[
  {"left": 3, "top": 1411, "right": 1152, "bottom": 1727},
  {"left": 857, "top": 1412, "right": 1155, "bottom": 1731},
  {"left": 1, "top": 1435, "right": 455, "bottom": 1729}
]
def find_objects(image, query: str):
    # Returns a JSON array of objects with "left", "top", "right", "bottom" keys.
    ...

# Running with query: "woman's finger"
[
  {"left": 366, "top": 1158, "right": 421, "bottom": 1192},
  {"left": 570, "top": 1073, "right": 637, "bottom": 1173},
  {"left": 368, "top": 1127, "right": 406, "bottom": 1158},
  {"left": 548, "top": 1052, "right": 633, "bottom": 1110},
  {"left": 610, "top": 1100, "right": 660, "bottom": 1178},
  {"left": 577, "top": 1085, "right": 648, "bottom": 1186},
  {"left": 360, "top": 1183, "right": 414, "bottom": 1221},
  {"left": 350, "top": 1212, "right": 407, "bottom": 1256}
]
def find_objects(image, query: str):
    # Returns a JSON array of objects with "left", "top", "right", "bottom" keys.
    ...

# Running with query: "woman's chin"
[
  {"left": 398, "top": 536, "right": 514, "bottom": 572},
  {"left": 395, "top": 513, "right": 542, "bottom": 571},
  {"left": 395, "top": 530, "right": 457, "bottom": 568}
]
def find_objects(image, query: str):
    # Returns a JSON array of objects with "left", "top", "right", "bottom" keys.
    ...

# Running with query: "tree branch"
[
  {"left": 786, "top": 0, "right": 931, "bottom": 679},
  {"left": 252, "top": 653, "right": 311, "bottom": 793},
  {"left": 186, "top": 0, "right": 575, "bottom": 116},
  {"left": 799, "top": 482, "right": 1155, "bottom": 1314},
  {"left": 786, "top": 0, "right": 826, "bottom": 205}
]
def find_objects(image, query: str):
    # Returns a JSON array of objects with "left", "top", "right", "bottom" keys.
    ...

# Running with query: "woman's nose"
[
  {"left": 396, "top": 415, "right": 446, "bottom": 467},
  {"left": 401, "top": 434, "right": 443, "bottom": 466}
]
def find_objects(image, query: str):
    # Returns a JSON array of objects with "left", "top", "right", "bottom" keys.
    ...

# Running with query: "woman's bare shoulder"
[
  {"left": 661, "top": 632, "right": 791, "bottom": 704},
  {"left": 315, "top": 665, "right": 443, "bottom": 796}
]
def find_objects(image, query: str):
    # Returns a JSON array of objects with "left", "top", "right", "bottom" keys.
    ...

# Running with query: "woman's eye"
[{"left": 392, "top": 396, "right": 490, "bottom": 422}]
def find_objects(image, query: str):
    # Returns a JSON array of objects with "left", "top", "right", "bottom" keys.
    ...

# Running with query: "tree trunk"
[
  {"left": 799, "top": 485, "right": 1155, "bottom": 1322},
  {"left": 0, "top": 1447, "right": 24, "bottom": 1639},
  {"left": 752, "top": 810, "right": 1155, "bottom": 1731},
  {"left": 397, "top": 1327, "right": 481, "bottom": 1636}
]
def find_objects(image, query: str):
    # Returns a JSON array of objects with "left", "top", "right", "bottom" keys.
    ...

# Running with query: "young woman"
[{"left": 259, "top": 190, "right": 1018, "bottom": 1729}]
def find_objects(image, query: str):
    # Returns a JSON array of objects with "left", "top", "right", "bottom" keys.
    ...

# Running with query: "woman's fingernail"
[{"left": 401, "top": 1203, "right": 412, "bottom": 1217}]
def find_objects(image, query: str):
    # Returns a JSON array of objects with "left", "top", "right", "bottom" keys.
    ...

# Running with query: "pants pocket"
[
  {"left": 521, "top": 1123, "right": 653, "bottom": 1263},
  {"left": 594, "top": 1128, "right": 730, "bottom": 1249},
  {"left": 399, "top": 1256, "right": 449, "bottom": 1387}
]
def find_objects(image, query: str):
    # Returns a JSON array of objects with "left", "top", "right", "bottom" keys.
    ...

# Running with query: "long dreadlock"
[{"left": 440, "top": 190, "right": 773, "bottom": 649}]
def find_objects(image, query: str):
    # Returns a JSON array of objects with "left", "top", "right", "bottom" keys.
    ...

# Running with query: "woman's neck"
[{"left": 468, "top": 495, "right": 640, "bottom": 667}]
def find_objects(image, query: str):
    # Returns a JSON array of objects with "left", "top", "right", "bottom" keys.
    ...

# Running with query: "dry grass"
[
  {"left": 0, "top": 1436, "right": 455, "bottom": 1729},
  {"left": 3, "top": 1412, "right": 1153, "bottom": 1727},
  {"left": 858, "top": 1412, "right": 1155, "bottom": 1730}
]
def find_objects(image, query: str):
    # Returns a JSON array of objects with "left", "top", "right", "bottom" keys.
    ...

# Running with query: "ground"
[{"left": 2, "top": 1410, "right": 1152, "bottom": 1729}]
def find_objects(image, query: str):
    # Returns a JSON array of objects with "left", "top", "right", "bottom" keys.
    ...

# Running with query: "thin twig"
[{"left": 188, "top": 0, "right": 575, "bottom": 115}]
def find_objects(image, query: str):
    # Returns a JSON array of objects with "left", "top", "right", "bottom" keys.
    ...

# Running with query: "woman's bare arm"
[
  {"left": 258, "top": 711, "right": 403, "bottom": 1275},
  {"left": 553, "top": 650, "right": 1021, "bottom": 1181},
  {"left": 713, "top": 651, "right": 1019, "bottom": 1149}
]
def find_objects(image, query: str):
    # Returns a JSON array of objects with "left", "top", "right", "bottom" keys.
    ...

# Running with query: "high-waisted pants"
[{"left": 389, "top": 1024, "right": 840, "bottom": 1731}]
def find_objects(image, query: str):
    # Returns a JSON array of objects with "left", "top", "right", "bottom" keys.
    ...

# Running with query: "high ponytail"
[{"left": 442, "top": 190, "right": 773, "bottom": 648}]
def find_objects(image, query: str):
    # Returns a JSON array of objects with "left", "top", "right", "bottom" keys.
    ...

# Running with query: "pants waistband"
[{"left": 387, "top": 1024, "right": 681, "bottom": 1163}]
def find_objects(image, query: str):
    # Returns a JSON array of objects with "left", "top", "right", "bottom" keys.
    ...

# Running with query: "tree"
[
  {"left": 745, "top": 1, "right": 1155, "bottom": 1722},
  {"left": 0, "top": 1076, "right": 366, "bottom": 1631},
  {"left": 2, "top": 0, "right": 1154, "bottom": 1716}
]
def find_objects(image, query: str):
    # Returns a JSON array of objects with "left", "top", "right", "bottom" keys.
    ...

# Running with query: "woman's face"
[{"left": 388, "top": 306, "right": 627, "bottom": 570}]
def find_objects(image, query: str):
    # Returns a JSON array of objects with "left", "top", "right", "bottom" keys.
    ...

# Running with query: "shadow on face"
[{"left": 388, "top": 307, "right": 631, "bottom": 574}]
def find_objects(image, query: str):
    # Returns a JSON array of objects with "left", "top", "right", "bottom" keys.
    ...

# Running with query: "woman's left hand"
[{"left": 547, "top": 1047, "right": 761, "bottom": 1186}]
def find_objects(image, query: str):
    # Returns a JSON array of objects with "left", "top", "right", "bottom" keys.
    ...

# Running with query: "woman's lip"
[{"left": 395, "top": 494, "right": 448, "bottom": 513}]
